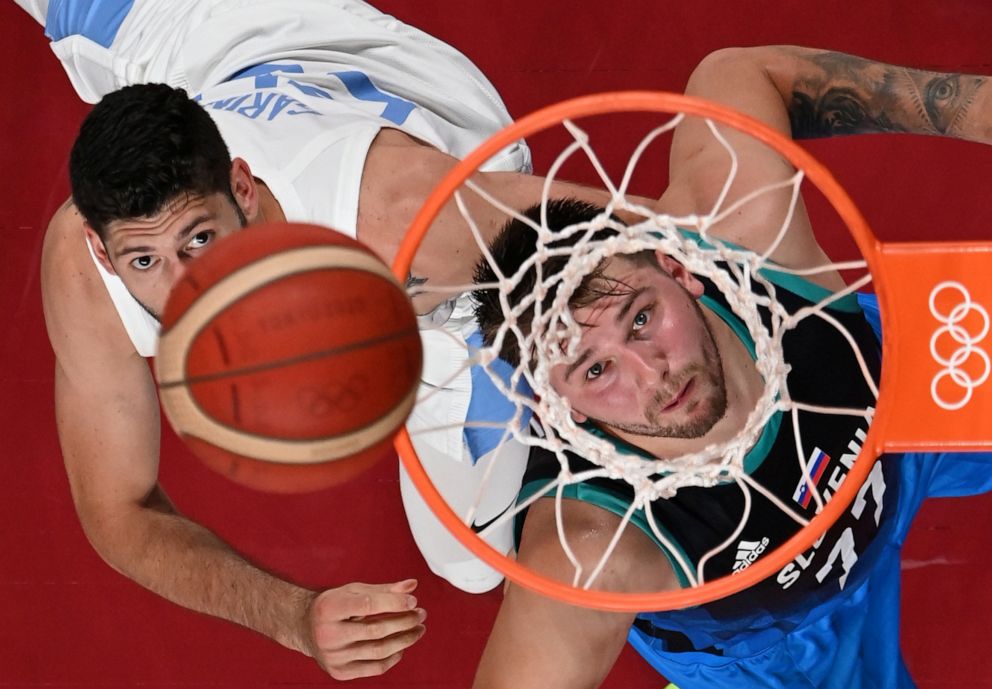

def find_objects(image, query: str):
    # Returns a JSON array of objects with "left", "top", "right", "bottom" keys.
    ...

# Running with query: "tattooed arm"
[
  {"left": 766, "top": 47, "right": 992, "bottom": 142},
  {"left": 661, "top": 46, "right": 991, "bottom": 274}
]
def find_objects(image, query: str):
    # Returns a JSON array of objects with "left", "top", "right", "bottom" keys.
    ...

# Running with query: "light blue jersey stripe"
[{"left": 45, "top": 0, "right": 134, "bottom": 48}]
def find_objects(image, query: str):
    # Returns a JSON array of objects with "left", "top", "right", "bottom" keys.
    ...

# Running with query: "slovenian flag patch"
[{"left": 793, "top": 448, "right": 830, "bottom": 509}]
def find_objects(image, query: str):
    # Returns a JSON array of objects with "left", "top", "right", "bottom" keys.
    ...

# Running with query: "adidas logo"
[{"left": 732, "top": 537, "right": 770, "bottom": 573}]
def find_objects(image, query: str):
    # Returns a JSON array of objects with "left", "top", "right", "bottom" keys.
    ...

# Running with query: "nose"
[
  {"left": 165, "top": 255, "right": 189, "bottom": 289},
  {"left": 623, "top": 347, "right": 667, "bottom": 391}
]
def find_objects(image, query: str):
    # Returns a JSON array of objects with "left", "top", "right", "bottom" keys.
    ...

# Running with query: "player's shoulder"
[{"left": 41, "top": 200, "right": 138, "bottom": 365}]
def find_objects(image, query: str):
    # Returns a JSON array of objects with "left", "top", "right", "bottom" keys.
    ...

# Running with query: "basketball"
[{"left": 155, "top": 222, "right": 422, "bottom": 493}]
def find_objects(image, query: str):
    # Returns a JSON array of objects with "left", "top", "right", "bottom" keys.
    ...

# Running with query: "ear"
[
  {"left": 654, "top": 250, "right": 704, "bottom": 299},
  {"left": 570, "top": 409, "right": 588, "bottom": 424},
  {"left": 229, "top": 157, "right": 261, "bottom": 223},
  {"left": 84, "top": 224, "right": 117, "bottom": 276}
]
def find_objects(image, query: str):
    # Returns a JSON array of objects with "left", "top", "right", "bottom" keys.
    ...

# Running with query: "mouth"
[{"left": 660, "top": 378, "right": 694, "bottom": 412}]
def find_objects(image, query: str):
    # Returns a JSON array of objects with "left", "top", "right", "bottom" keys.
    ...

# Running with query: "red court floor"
[{"left": 2, "top": 1, "right": 991, "bottom": 687}]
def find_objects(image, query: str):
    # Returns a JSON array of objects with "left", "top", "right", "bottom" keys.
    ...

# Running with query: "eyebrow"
[
  {"left": 614, "top": 287, "right": 646, "bottom": 324},
  {"left": 564, "top": 348, "right": 592, "bottom": 383},
  {"left": 563, "top": 286, "right": 649, "bottom": 383},
  {"left": 114, "top": 214, "right": 211, "bottom": 259}
]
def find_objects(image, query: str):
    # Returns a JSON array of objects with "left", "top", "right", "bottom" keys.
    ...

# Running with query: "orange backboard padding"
[{"left": 873, "top": 241, "right": 992, "bottom": 454}]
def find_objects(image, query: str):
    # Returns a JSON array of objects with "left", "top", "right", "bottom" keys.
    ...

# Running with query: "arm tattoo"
[
  {"left": 787, "top": 51, "right": 986, "bottom": 140},
  {"left": 408, "top": 271, "right": 459, "bottom": 326},
  {"left": 921, "top": 74, "right": 974, "bottom": 133},
  {"left": 405, "top": 273, "right": 428, "bottom": 290},
  {"left": 407, "top": 272, "right": 458, "bottom": 325}
]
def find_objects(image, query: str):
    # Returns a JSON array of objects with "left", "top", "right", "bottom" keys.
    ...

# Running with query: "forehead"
[
  {"left": 599, "top": 255, "right": 654, "bottom": 282},
  {"left": 573, "top": 258, "right": 666, "bottom": 314},
  {"left": 103, "top": 193, "right": 220, "bottom": 242}
]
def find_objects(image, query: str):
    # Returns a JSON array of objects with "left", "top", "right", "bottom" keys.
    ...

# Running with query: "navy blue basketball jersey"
[{"left": 518, "top": 263, "right": 893, "bottom": 649}]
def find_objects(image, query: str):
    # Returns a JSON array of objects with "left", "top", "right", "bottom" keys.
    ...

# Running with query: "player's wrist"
[{"left": 275, "top": 586, "right": 320, "bottom": 656}]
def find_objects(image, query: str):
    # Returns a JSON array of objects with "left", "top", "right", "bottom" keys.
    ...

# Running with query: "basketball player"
[
  {"left": 470, "top": 50, "right": 992, "bottom": 688},
  {"left": 21, "top": 0, "right": 992, "bottom": 685},
  {"left": 21, "top": 0, "right": 635, "bottom": 678}
]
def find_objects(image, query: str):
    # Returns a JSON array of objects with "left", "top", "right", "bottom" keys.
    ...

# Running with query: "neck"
[{"left": 255, "top": 180, "right": 286, "bottom": 225}]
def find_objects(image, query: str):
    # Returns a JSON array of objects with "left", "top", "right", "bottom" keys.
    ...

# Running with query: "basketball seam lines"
[{"left": 159, "top": 326, "right": 419, "bottom": 388}]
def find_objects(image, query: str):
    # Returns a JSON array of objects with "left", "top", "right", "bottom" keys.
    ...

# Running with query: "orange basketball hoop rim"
[{"left": 391, "top": 91, "right": 992, "bottom": 612}]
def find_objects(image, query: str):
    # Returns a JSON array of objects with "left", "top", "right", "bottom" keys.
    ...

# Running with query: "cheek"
[
  {"left": 121, "top": 273, "right": 169, "bottom": 314},
  {"left": 662, "top": 304, "right": 707, "bottom": 356},
  {"left": 586, "top": 382, "right": 636, "bottom": 417}
]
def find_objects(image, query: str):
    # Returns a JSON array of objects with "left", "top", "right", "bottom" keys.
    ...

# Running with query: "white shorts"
[{"left": 406, "top": 296, "right": 530, "bottom": 593}]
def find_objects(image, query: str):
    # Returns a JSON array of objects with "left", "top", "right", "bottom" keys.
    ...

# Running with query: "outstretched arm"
[
  {"left": 362, "top": 50, "right": 992, "bottom": 302},
  {"left": 472, "top": 499, "right": 677, "bottom": 689},
  {"left": 772, "top": 47, "right": 991, "bottom": 142},
  {"left": 41, "top": 201, "right": 426, "bottom": 680},
  {"left": 661, "top": 46, "right": 992, "bottom": 277}
]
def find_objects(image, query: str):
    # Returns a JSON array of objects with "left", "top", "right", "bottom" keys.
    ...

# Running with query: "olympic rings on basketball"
[{"left": 928, "top": 281, "right": 990, "bottom": 411}]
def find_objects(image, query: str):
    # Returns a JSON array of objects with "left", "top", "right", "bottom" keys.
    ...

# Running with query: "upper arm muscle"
[
  {"left": 662, "top": 47, "right": 838, "bottom": 278},
  {"left": 474, "top": 499, "right": 676, "bottom": 689},
  {"left": 41, "top": 201, "right": 162, "bottom": 541}
]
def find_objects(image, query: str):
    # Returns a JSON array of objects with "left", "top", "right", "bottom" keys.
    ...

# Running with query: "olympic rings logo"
[{"left": 929, "top": 281, "right": 990, "bottom": 411}]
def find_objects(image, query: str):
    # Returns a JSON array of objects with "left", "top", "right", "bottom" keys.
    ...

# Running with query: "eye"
[
  {"left": 632, "top": 309, "right": 650, "bottom": 330},
  {"left": 185, "top": 230, "right": 214, "bottom": 251},
  {"left": 130, "top": 255, "right": 157, "bottom": 271},
  {"left": 585, "top": 361, "right": 606, "bottom": 381}
]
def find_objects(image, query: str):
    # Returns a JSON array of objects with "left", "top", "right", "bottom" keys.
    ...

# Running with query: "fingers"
[
  {"left": 319, "top": 580, "right": 419, "bottom": 620},
  {"left": 346, "top": 607, "right": 429, "bottom": 644},
  {"left": 387, "top": 578, "right": 419, "bottom": 594},
  {"left": 346, "top": 613, "right": 427, "bottom": 660},
  {"left": 321, "top": 648, "right": 406, "bottom": 681},
  {"left": 315, "top": 616, "right": 427, "bottom": 680},
  {"left": 307, "top": 581, "right": 428, "bottom": 681}
]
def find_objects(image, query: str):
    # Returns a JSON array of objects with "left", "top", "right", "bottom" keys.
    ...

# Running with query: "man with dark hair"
[
  {"left": 68, "top": 84, "right": 249, "bottom": 322},
  {"left": 70, "top": 83, "right": 243, "bottom": 246},
  {"left": 467, "top": 55, "right": 992, "bottom": 689},
  {"left": 28, "top": 0, "right": 626, "bottom": 678},
  {"left": 473, "top": 199, "right": 661, "bottom": 369}
]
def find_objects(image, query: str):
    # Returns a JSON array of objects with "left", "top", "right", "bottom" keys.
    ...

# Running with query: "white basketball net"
[{"left": 407, "top": 110, "right": 879, "bottom": 590}]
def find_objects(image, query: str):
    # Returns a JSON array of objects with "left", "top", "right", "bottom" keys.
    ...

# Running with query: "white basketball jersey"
[
  {"left": 13, "top": 0, "right": 48, "bottom": 24},
  {"left": 56, "top": 0, "right": 530, "bottom": 356},
  {"left": 48, "top": 0, "right": 531, "bottom": 593}
]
